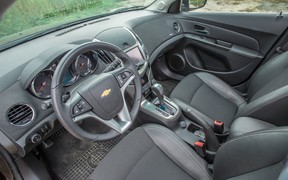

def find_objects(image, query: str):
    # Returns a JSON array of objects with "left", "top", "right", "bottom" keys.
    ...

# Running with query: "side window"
[{"left": 184, "top": 0, "right": 288, "bottom": 13}]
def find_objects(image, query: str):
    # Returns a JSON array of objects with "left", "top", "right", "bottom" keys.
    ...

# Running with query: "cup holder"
[{"left": 187, "top": 122, "right": 201, "bottom": 132}]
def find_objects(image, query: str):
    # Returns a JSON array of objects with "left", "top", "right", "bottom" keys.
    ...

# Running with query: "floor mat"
[
  {"left": 44, "top": 122, "right": 124, "bottom": 180},
  {"left": 59, "top": 136, "right": 122, "bottom": 180},
  {"left": 157, "top": 80, "right": 179, "bottom": 96}
]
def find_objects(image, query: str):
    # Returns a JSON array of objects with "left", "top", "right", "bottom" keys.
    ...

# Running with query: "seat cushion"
[
  {"left": 230, "top": 117, "right": 276, "bottom": 138},
  {"left": 90, "top": 124, "right": 211, "bottom": 180},
  {"left": 170, "top": 72, "right": 246, "bottom": 128}
]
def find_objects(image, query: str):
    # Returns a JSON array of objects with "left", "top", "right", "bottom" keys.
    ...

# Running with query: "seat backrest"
[
  {"left": 247, "top": 51, "right": 288, "bottom": 102},
  {"left": 213, "top": 127, "right": 288, "bottom": 180}
]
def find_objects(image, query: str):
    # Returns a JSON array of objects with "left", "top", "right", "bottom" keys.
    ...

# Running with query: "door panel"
[
  {"left": 164, "top": 12, "right": 288, "bottom": 86},
  {"left": 181, "top": 20, "right": 260, "bottom": 51}
]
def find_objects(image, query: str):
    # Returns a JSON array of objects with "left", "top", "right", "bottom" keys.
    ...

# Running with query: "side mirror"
[{"left": 182, "top": 0, "right": 207, "bottom": 11}]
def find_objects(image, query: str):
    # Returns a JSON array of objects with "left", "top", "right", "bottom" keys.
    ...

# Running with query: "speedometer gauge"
[
  {"left": 31, "top": 69, "right": 53, "bottom": 99},
  {"left": 74, "top": 54, "right": 93, "bottom": 76}
]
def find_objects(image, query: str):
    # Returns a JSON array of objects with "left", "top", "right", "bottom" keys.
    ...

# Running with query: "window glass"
[
  {"left": 193, "top": 0, "right": 288, "bottom": 13},
  {"left": 0, "top": 0, "right": 155, "bottom": 47}
]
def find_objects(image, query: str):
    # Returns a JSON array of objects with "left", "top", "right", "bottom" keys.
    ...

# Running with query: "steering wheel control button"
[
  {"left": 121, "top": 73, "right": 127, "bottom": 79},
  {"left": 73, "top": 99, "right": 92, "bottom": 116},
  {"left": 116, "top": 71, "right": 132, "bottom": 87}
]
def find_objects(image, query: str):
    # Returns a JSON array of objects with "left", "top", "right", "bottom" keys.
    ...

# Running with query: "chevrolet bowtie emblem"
[{"left": 101, "top": 88, "right": 111, "bottom": 98}]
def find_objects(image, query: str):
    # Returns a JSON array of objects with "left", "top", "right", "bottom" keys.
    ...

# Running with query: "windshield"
[{"left": 0, "top": 0, "right": 155, "bottom": 49}]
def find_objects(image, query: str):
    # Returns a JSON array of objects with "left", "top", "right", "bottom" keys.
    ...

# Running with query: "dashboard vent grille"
[
  {"left": 88, "top": 18, "right": 110, "bottom": 25},
  {"left": 56, "top": 25, "right": 85, "bottom": 36},
  {"left": 7, "top": 104, "right": 34, "bottom": 126},
  {"left": 97, "top": 50, "right": 115, "bottom": 64}
]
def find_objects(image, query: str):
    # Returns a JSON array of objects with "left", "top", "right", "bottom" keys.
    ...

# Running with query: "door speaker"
[{"left": 168, "top": 54, "right": 185, "bottom": 72}]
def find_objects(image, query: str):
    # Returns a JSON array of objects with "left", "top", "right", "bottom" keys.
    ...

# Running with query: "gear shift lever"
[{"left": 151, "top": 83, "right": 164, "bottom": 105}]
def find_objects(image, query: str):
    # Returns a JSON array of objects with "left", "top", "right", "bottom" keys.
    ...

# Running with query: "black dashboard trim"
[
  {"left": 20, "top": 44, "right": 77, "bottom": 89},
  {"left": 148, "top": 34, "right": 184, "bottom": 64},
  {"left": 0, "top": 128, "right": 18, "bottom": 155}
]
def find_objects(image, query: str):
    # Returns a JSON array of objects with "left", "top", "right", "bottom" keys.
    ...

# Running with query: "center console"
[
  {"left": 136, "top": 59, "right": 181, "bottom": 129},
  {"left": 141, "top": 94, "right": 181, "bottom": 127},
  {"left": 138, "top": 66, "right": 220, "bottom": 163}
]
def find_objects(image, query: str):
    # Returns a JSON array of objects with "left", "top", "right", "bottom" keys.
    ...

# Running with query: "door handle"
[{"left": 194, "top": 25, "right": 208, "bottom": 34}]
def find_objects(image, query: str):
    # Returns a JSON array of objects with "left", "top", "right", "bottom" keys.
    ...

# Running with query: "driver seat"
[{"left": 90, "top": 124, "right": 288, "bottom": 180}]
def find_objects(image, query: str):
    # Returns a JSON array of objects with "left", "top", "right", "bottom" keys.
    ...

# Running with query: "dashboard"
[{"left": 0, "top": 10, "right": 183, "bottom": 156}]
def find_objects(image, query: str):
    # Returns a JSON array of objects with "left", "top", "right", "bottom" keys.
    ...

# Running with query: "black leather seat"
[
  {"left": 170, "top": 52, "right": 288, "bottom": 134},
  {"left": 90, "top": 124, "right": 288, "bottom": 180}
]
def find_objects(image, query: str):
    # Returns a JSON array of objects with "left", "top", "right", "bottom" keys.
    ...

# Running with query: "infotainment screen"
[{"left": 126, "top": 47, "right": 144, "bottom": 64}]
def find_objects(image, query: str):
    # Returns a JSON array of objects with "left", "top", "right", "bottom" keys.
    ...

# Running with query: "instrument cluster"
[{"left": 30, "top": 51, "right": 99, "bottom": 99}]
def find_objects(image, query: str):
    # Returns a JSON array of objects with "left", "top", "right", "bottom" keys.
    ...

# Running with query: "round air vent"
[{"left": 7, "top": 104, "right": 35, "bottom": 126}]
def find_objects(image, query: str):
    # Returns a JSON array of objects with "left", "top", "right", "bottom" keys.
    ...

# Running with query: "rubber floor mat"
[
  {"left": 44, "top": 125, "right": 123, "bottom": 180},
  {"left": 59, "top": 137, "right": 122, "bottom": 180}
]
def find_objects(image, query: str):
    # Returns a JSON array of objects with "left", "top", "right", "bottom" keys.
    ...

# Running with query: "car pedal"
[{"left": 42, "top": 138, "right": 54, "bottom": 149}]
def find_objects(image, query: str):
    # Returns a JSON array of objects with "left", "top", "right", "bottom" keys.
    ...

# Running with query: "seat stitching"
[
  {"left": 145, "top": 126, "right": 212, "bottom": 179},
  {"left": 248, "top": 62, "right": 288, "bottom": 100},
  {"left": 190, "top": 82, "right": 204, "bottom": 105},
  {"left": 125, "top": 144, "right": 155, "bottom": 180},
  {"left": 146, "top": 126, "right": 212, "bottom": 179},
  {"left": 194, "top": 73, "right": 244, "bottom": 106},
  {"left": 218, "top": 131, "right": 288, "bottom": 152},
  {"left": 225, "top": 158, "right": 283, "bottom": 179},
  {"left": 239, "top": 87, "right": 288, "bottom": 117}
]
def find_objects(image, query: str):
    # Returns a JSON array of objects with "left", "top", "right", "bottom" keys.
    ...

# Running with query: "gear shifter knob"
[{"left": 151, "top": 83, "right": 164, "bottom": 105}]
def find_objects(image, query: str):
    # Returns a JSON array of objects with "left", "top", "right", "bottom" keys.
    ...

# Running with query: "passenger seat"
[{"left": 170, "top": 51, "right": 288, "bottom": 133}]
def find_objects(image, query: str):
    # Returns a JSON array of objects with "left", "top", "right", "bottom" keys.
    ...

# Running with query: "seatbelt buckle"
[
  {"left": 194, "top": 141, "right": 206, "bottom": 157},
  {"left": 214, "top": 120, "right": 224, "bottom": 134}
]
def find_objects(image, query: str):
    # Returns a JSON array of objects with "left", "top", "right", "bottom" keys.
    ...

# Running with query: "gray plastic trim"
[
  {"left": 141, "top": 96, "right": 181, "bottom": 127},
  {"left": 16, "top": 113, "right": 57, "bottom": 157},
  {"left": 148, "top": 34, "right": 184, "bottom": 64},
  {"left": 0, "top": 129, "right": 18, "bottom": 155}
]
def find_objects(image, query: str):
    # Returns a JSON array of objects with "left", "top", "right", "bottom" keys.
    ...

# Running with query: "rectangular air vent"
[{"left": 97, "top": 50, "right": 115, "bottom": 64}]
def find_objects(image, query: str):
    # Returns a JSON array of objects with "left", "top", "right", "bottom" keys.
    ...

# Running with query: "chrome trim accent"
[{"left": 7, "top": 103, "right": 36, "bottom": 127}]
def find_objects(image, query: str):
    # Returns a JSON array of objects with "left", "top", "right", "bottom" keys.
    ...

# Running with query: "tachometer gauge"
[
  {"left": 74, "top": 54, "right": 93, "bottom": 76},
  {"left": 31, "top": 69, "right": 53, "bottom": 99}
]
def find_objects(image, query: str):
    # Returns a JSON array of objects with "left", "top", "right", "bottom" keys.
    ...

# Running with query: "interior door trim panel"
[
  {"left": 177, "top": 12, "right": 288, "bottom": 55},
  {"left": 157, "top": 12, "right": 288, "bottom": 86},
  {"left": 184, "top": 34, "right": 263, "bottom": 59},
  {"left": 180, "top": 20, "right": 260, "bottom": 52}
]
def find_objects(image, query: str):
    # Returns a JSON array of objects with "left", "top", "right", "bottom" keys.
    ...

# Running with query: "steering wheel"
[{"left": 51, "top": 42, "right": 142, "bottom": 141}]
